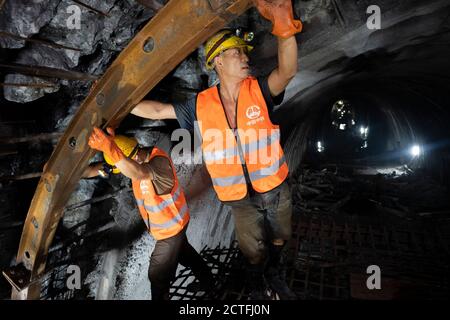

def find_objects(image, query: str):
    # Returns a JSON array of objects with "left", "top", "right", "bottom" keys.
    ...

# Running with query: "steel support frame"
[{"left": 7, "top": 0, "right": 252, "bottom": 299}]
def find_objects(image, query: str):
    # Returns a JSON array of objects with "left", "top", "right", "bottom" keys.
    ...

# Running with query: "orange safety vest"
[
  {"left": 196, "top": 76, "right": 289, "bottom": 201},
  {"left": 132, "top": 147, "right": 189, "bottom": 240}
]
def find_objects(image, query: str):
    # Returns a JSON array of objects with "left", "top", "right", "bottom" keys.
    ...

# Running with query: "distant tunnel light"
[
  {"left": 410, "top": 145, "right": 421, "bottom": 157},
  {"left": 317, "top": 141, "right": 324, "bottom": 153},
  {"left": 360, "top": 126, "right": 369, "bottom": 138}
]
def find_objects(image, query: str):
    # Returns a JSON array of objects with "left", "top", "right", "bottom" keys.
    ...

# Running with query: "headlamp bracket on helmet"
[
  {"left": 235, "top": 28, "right": 254, "bottom": 43},
  {"left": 98, "top": 163, "right": 113, "bottom": 178}
]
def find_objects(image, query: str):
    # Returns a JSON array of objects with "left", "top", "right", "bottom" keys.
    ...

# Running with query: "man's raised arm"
[
  {"left": 254, "top": 0, "right": 302, "bottom": 96},
  {"left": 268, "top": 36, "right": 298, "bottom": 97},
  {"left": 131, "top": 100, "right": 177, "bottom": 120}
]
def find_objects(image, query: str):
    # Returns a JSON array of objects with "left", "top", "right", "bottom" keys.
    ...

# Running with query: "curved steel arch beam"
[{"left": 5, "top": 0, "right": 252, "bottom": 300}]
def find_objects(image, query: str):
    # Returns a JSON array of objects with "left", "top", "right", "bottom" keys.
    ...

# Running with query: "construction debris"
[
  {"left": 165, "top": 166, "right": 450, "bottom": 300},
  {"left": 290, "top": 164, "right": 450, "bottom": 220}
]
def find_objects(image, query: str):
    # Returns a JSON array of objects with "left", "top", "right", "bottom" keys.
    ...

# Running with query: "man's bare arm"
[
  {"left": 114, "top": 157, "right": 154, "bottom": 181},
  {"left": 131, "top": 100, "right": 177, "bottom": 120},
  {"left": 267, "top": 36, "right": 298, "bottom": 97},
  {"left": 81, "top": 158, "right": 156, "bottom": 181},
  {"left": 81, "top": 163, "right": 103, "bottom": 178}
]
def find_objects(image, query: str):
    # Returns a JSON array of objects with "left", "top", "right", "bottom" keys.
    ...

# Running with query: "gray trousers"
[{"left": 227, "top": 180, "right": 293, "bottom": 264}]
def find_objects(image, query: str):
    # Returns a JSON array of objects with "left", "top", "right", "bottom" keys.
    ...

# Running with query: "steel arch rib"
[{"left": 9, "top": 0, "right": 251, "bottom": 299}]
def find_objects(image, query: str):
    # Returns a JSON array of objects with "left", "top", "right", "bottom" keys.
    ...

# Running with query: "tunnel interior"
[{"left": 1, "top": 0, "right": 450, "bottom": 300}]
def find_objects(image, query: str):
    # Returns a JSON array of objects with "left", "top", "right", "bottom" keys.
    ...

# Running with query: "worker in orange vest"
[
  {"left": 131, "top": 0, "right": 301, "bottom": 299},
  {"left": 86, "top": 127, "right": 213, "bottom": 300}
]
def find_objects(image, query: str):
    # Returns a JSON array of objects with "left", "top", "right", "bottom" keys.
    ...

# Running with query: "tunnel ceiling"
[{"left": 1, "top": 0, "right": 450, "bottom": 300}]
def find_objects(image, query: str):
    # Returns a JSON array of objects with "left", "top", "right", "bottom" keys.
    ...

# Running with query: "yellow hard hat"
[
  {"left": 104, "top": 135, "right": 139, "bottom": 174},
  {"left": 205, "top": 29, "right": 253, "bottom": 70}
]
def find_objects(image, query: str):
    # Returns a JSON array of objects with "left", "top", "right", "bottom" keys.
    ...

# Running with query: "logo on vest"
[
  {"left": 140, "top": 180, "right": 151, "bottom": 195},
  {"left": 246, "top": 105, "right": 261, "bottom": 120}
]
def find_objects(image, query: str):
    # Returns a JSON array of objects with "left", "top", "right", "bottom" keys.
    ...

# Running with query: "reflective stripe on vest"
[
  {"left": 196, "top": 77, "right": 289, "bottom": 201},
  {"left": 143, "top": 186, "right": 181, "bottom": 213},
  {"left": 135, "top": 187, "right": 182, "bottom": 212},
  {"left": 145, "top": 203, "right": 188, "bottom": 229},
  {"left": 203, "top": 130, "right": 280, "bottom": 162},
  {"left": 211, "top": 155, "right": 286, "bottom": 187},
  {"left": 132, "top": 147, "right": 189, "bottom": 240},
  {"left": 211, "top": 173, "right": 246, "bottom": 187}
]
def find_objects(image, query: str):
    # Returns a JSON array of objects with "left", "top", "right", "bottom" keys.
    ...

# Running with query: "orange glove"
[
  {"left": 88, "top": 127, "right": 125, "bottom": 164},
  {"left": 254, "top": 0, "right": 302, "bottom": 39}
]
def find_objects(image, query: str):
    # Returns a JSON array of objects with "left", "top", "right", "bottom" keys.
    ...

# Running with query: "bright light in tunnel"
[
  {"left": 359, "top": 126, "right": 369, "bottom": 139},
  {"left": 331, "top": 99, "right": 355, "bottom": 131},
  {"left": 317, "top": 141, "right": 324, "bottom": 153},
  {"left": 410, "top": 145, "right": 421, "bottom": 157}
]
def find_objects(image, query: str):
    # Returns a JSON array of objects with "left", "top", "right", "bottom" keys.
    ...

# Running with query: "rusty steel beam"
[
  {"left": 0, "top": 82, "right": 57, "bottom": 88},
  {"left": 0, "top": 132, "right": 62, "bottom": 144},
  {"left": 0, "top": 63, "right": 98, "bottom": 81},
  {"left": 65, "top": 187, "right": 131, "bottom": 211},
  {"left": 0, "top": 173, "right": 42, "bottom": 182},
  {"left": 0, "top": 150, "right": 18, "bottom": 157},
  {"left": 0, "top": 31, "right": 82, "bottom": 52},
  {"left": 9, "top": 0, "right": 252, "bottom": 299}
]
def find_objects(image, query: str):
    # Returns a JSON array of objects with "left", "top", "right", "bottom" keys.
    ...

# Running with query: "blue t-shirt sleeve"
[
  {"left": 257, "top": 75, "right": 285, "bottom": 124},
  {"left": 173, "top": 96, "right": 197, "bottom": 130},
  {"left": 257, "top": 75, "right": 285, "bottom": 116}
]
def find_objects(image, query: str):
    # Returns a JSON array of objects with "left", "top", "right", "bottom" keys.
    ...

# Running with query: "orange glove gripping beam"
[
  {"left": 88, "top": 127, "right": 125, "bottom": 164},
  {"left": 254, "top": 0, "right": 302, "bottom": 38}
]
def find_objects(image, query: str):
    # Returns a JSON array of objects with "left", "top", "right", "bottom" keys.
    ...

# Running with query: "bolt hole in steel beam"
[
  {"left": 44, "top": 179, "right": 52, "bottom": 192},
  {"left": 31, "top": 217, "right": 39, "bottom": 229},
  {"left": 143, "top": 37, "right": 155, "bottom": 53},
  {"left": 96, "top": 93, "right": 105, "bottom": 106},
  {"left": 69, "top": 137, "right": 77, "bottom": 149}
]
